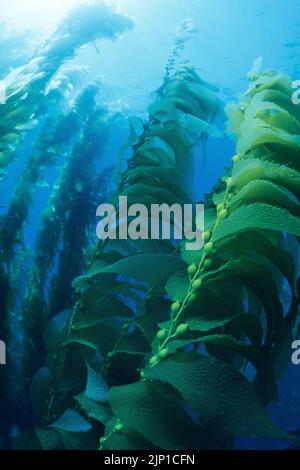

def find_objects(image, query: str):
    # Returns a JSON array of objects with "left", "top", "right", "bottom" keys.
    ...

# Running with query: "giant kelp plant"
[
  {"left": 94, "top": 69, "right": 300, "bottom": 449},
  {"left": 0, "top": 1, "right": 300, "bottom": 452}
]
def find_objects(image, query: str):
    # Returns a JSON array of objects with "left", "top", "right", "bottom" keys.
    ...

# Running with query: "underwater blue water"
[{"left": 1, "top": 0, "right": 300, "bottom": 451}]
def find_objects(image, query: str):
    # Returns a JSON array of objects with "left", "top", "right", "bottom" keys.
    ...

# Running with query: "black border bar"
[{"left": 0, "top": 451, "right": 298, "bottom": 467}]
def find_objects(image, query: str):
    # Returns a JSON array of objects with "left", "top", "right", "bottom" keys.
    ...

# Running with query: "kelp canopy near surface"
[
  {"left": 0, "top": 0, "right": 133, "bottom": 175},
  {"left": 0, "top": 1, "right": 299, "bottom": 452}
]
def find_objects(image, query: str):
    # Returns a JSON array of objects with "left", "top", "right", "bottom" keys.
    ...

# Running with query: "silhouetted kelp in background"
[
  {"left": 0, "top": 0, "right": 133, "bottom": 448},
  {"left": 0, "top": 0, "right": 299, "bottom": 452}
]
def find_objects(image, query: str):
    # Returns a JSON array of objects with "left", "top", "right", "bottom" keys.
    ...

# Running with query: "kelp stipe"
[
  {"left": 16, "top": 85, "right": 114, "bottom": 429},
  {"left": 48, "top": 87, "right": 111, "bottom": 317},
  {"left": 99, "top": 68, "right": 300, "bottom": 449},
  {"left": 0, "top": 73, "right": 87, "bottom": 434},
  {"left": 12, "top": 65, "right": 224, "bottom": 450}
]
